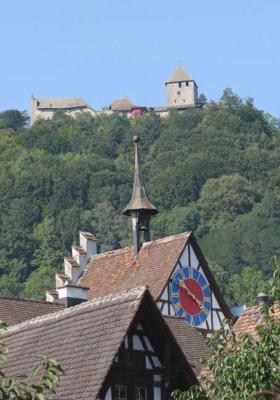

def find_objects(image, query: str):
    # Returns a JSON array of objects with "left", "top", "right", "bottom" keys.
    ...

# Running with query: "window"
[
  {"left": 178, "top": 82, "right": 182, "bottom": 88},
  {"left": 135, "top": 387, "right": 147, "bottom": 400},
  {"left": 177, "top": 91, "right": 181, "bottom": 95},
  {"left": 186, "top": 81, "right": 189, "bottom": 86},
  {"left": 114, "top": 385, "right": 127, "bottom": 400}
]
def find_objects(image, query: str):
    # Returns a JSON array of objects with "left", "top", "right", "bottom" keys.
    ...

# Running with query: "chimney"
[
  {"left": 57, "top": 281, "right": 89, "bottom": 307},
  {"left": 46, "top": 230, "right": 97, "bottom": 304},
  {"left": 79, "top": 231, "right": 97, "bottom": 259},
  {"left": 256, "top": 292, "right": 269, "bottom": 306}
]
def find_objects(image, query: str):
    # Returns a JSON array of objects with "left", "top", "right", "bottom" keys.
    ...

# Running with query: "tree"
[
  {"left": 0, "top": 110, "right": 29, "bottom": 131},
  {"left": 0, "top": 321, "right": 64, "bottom": 399},
  {"left": 226, "top": 266, "right": 269, "bottom": 306},
  {"left": 198, "top": 174, "right": 258, "bottom": 228}
]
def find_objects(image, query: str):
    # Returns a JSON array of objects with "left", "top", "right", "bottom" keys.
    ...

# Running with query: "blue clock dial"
[{"left": 171, "top": 267, "right": 211, "bottom": 326}]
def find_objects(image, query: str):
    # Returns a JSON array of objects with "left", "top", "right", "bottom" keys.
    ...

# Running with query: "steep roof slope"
[
  {"left": 0, "top": 297, "right": 64, "bottom": 326},
  {"left": 1, "top": 287, "right": 147, "bottom": 400},
  {"left": 167, "top": 65, "right": 192, "bottom": 82},
  {"left": 78, "top": 232, "right": 191, "bottom": 300},
  {"left": 165, "top": 316, "right": 211, "bottom": 375},
  {"left": 1, "top": 287, "right": 201, "bottom": 399}
]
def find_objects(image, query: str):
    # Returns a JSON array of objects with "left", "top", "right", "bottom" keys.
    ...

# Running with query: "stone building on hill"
[
  {"left": 165, "top": 65, "right": 200, "bottom": 109},
  {"left": 30, "top": 96, "right": 96, "bottom": 125},
  {"left": 30, "top": 65, "right": 205, "bottom": 124}
]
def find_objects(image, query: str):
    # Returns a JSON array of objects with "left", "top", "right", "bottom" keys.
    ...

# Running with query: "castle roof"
[
  {"left": 0, "top": 296, "right": 64, "bottom": 326},
  {"left": 34, "top": 97, "right": 89, "bottom": 110},
  {"left": 111, "top": 97, "right": 133, "bottom": 111},
  {"left": 167, "top": 65, "right": 192, "bottom": 82}
]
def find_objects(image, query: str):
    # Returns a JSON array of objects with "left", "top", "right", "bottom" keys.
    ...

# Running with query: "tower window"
[
  {"left": 186, "top": 82, "right": 189, "bottom": 86},
  {"left": 178, "top": 82, "right": 182, "bottom": 88},
  {"left": 177, "top": 91, "right": 181, "bottom": 95}
]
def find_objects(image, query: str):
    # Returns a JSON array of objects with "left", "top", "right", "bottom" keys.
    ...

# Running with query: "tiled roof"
[
  {"left": 164, "top": 316, "right": 211, "bottom": 374},
  {"left": 78, "top": 232, "right": 191, "bottom": 300},
  {"left": 234, "top": 303, "right": 280, "bottom": 337},
  {"left": 35, "top": 97, "right": 89, "bottom": 109},
  {"left": 0, "top": 296, "right": 64, "bottom": 326},
  {"left": 1, "top": 287, "right": 148, "bottom": 400},
  {"left": 167, "top": 65, "right": 192, "bottom": 82}
]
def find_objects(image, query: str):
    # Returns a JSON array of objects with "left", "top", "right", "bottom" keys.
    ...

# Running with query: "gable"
[
  {"left": 101, "top": 295, "right": 198, "bottom": 400},
  {"left": 157, "top": 236, "right": 232, "bottom": 332},
  {"left": 78, "top": 232, "right": 191, "bottom": 300}
]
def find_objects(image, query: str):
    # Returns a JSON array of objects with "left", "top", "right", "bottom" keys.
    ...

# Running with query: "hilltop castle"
[{"left": 30, "top": 65, "right": 205, "bottom": 125}]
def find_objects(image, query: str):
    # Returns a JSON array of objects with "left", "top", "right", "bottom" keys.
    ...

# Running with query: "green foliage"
[
  {"left": 226, "top": 267, "right": 269, "bottom": 306},
  {"left": 0, "top": 110, "right": 28, "bottom": 131},
  {"left": 0, "top": 89, "right": 279, "bottom": 300},
  {"left": 0, "top": 321, "right": 63, "bottom": 399},
  {"left": 173, "top": 314, "right": 280, "bottom": 400}
]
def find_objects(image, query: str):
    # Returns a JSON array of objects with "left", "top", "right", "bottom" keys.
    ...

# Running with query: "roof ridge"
[
  {"left": 89, "top": 231, "right": 191, "bottom": 260},
  {"left": 2, "top": 286, "right": 148, "bottom": 336},
  {"left": 0, "top": 296, "right": 64, "bottom": 306}
]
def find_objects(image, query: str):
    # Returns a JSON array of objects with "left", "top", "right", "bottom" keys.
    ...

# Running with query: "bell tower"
[
  {"left": 165, "top": 65, "right": 198, "bottom": 108},
  {"left": 123, "top": 136, "right": 159, "bottom": 258}
]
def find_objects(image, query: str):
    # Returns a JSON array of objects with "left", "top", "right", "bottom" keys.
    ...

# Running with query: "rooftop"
[{"left": 0, "top": 296, "right": 64, "bottom": 326}]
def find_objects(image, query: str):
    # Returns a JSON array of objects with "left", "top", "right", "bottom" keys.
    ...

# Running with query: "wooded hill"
[{"left": 0, "top": 89, "right": 279, "bottom": 305}]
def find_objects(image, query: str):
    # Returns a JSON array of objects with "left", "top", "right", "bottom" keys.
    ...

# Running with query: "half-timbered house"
[{"left": 1, "top": 287, "right": 205, "bottom": 400}]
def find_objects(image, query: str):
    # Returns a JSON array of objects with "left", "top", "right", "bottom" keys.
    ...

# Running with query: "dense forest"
[{"left": 0, "top": 89, "right": 280, "bottom": 306}]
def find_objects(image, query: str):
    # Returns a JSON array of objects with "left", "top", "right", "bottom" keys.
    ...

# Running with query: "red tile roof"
[
  {"left": 1, "top": 287, "right": 147, "bottom": 400},
  {"left": 1, "top": 287, "right": 198, "bottom": 399},
  {"left": 164, "top": 316, "right": 211, "bottom": 374},
  {"left": 234, "top": 304, "right": 280, "bottom": 337},
  {"left": 78, "top": 232, "right": 191, "bottom": 300},
  {"left": 0, "top": 296, "right": 64, "bottom": 326}
]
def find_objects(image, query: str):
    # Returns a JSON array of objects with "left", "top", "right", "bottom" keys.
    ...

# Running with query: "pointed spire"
[
  {"left": 123, "top": 136, "right": 159, "bottom": 258},
  {"left": 167, "top": 64, "right": 192, "bottom": 83},
  {"left": 123, "top": 135, "right": 159, "bottom": 216}
]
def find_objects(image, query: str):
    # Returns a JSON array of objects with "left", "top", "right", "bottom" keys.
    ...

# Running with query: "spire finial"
[{"left": 123, "top": 136, "right": 159, "bottom": 258}]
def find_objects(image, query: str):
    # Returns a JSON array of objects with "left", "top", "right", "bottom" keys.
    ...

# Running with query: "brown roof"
[
  {"left": 78, "top": 232, "right": 191, "bottom": 300},
  {"left": 234, "top": 304, "right": 280, "bottom": 337},
  {"left": 0, "top": 297, "right": 64, "bottom": 326},
  {"left": 1, "top": 287, "right": 198, "bottom": 399},
  {"left": 1, "top": 287, "right": 147, "bottom": 400},
  {"left": 78, "top": 232, "right": 232, "bottom": 320},
  {"left": 35, "top": 97, "right": 89, "bottom": 109},
  {"left": 165, "top": 316, "right": 211, "bottom": 374},
  {"left": 167, "top": 65, "right": 192, "bottom": 82}
]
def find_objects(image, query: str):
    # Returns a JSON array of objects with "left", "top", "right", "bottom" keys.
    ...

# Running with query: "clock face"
[{"left": 171, "top": 267, "right": 211, "bottom": 326}]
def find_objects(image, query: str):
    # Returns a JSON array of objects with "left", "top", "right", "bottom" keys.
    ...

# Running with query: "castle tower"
[{"left": 165, "top": 65, "right": 198, "bottom": 108}]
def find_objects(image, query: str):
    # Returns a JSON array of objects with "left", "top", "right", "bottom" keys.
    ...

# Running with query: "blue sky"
[{"left": 1, "top": 0, "right": 280, "bottom": 116}]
